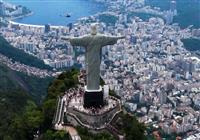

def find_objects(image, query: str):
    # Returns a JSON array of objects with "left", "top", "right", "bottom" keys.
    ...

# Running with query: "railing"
[
  {"left": 53, "top": 96, "right": 66, "bottom": 125},
  {"left": 66, "top": 112, "right": 94, "bottom": 129},
  {"left": 59, "top": 100, "right": 65, "bottom": 124},
  {"left": 67, "top": 96, "right": 121, "bottom": 116},
  {"left": 53, "top": 97, "right": 61, "bottom": 124},
  {"left": 66, "top": 103, "right": 122, "bottom": 129}
]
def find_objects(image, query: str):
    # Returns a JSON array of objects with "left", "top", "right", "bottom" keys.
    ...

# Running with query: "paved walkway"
[{"left": 64, "top": 126, "right": 81, "bottom": 140}]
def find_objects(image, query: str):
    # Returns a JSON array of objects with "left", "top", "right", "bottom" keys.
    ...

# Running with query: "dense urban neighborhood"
[{"left": 0, "top": 0, "right": 200, "bottom": 139}]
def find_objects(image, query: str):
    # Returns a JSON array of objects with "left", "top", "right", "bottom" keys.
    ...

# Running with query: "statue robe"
[{"left": 69, "top": 34, "right": 122, "bottom": 90}]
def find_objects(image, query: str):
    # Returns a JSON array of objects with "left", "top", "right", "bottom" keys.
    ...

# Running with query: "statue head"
[{"left": 91, "top": 23, "right": 98, "bottom": 35}]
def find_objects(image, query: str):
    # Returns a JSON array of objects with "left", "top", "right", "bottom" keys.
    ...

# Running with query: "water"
[
  {"left": 145, "top": 0, "right": 200, "bottom": 28},
  {"left": 4, "top": 0, "right": 199, "bottom": 28},
  {"left": 5, "top": 0, "right": 105, "bottom": 26},
  {"left": 181, "top": 39, "right": 200, "bottom": 51}
]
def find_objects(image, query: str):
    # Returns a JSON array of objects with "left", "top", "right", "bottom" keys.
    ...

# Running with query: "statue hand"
[{"left": 118, "top": 36, "right": 125, "bottom": 39}]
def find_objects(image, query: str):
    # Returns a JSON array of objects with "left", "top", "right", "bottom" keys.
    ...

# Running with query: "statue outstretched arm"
[
  {"left": 102, "top": 35, "right": 125, "bottom": 46},
  {"left": 61, "top": 36, "right": 87, "bottom": 47},
  {"left": 113, "top": 36, "right": 126, "bottom": 40}
]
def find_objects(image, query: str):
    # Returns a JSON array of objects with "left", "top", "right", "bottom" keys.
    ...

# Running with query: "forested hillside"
[
  {"left": 0, "top": 63, "right": 71, "bottom": 140},
  {"left": 0, "top": 36, "right": 52, "bottom": 70},
  {"left": 0, "top": 63, "right": 52, "bottom": 102}
]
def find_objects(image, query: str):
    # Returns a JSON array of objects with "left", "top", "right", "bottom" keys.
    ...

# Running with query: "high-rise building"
[
  {"left": 0, "top": 2, "right": 6, "bottom": 16},
  {"left": 165, "top": 11, "right": 174, "bottom": 24},
  {"left": 170, "top": 0, "right": 177, "bottom": 16},
  {"left": 67, "top": 23, "right": 73, "bottom": 31},
  {"left": 130, "top": 35, "right": 137, "bottom": 44},
  {"left": 158, "top": 92, "right": 167, "bottom": 104},
  {"left": 44, "top": 24, "right": 50, "bottom": 33}
]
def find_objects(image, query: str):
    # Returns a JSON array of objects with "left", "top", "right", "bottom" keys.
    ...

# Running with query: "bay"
[
  {"left": 4, "top": 0, "right": 105, "bottom": 26},
  {"left": 145, "top": 0, "right": 200, "bottom": 28}
]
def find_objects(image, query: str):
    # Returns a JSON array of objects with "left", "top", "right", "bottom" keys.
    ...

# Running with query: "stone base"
[
  {"left": 84, "top": 86, "right": 104, "bottom": 108},
  {"left": 66, "top": 96, "right": 122, "bottom": 129}
]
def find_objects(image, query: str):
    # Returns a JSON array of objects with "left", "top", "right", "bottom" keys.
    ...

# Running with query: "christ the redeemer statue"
[
  {"left": 62, "top": 24, "right": 124, "bottom": 108},
  {"left": 62, "top": 24, "right": 124, "bottom": 91}
]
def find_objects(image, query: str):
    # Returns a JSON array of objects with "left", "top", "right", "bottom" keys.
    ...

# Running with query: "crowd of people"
[{"left": 63, "top": 70, "right": 119, "bottom": 116}]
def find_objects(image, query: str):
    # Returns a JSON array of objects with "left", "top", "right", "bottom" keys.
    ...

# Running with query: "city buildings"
[{"left": 0, "top": 0, "right": 200, "bottom": 138}]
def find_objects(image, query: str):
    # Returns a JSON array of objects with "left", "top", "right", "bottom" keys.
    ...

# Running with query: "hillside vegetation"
[
  {"left": 0, "top": 63, "right": 70, "bottom": 140},
  {"left": 0, "top": 63, "right": 52, "bottom": 102},
  {"left": 0, "top": 87, "right": 69, "bottom": 140},
  {"left": 0, "top": 36, "right": 52, "bottom": 70},
  {"left": 0, "top": 65, "right": 147, "bottom": 139}
]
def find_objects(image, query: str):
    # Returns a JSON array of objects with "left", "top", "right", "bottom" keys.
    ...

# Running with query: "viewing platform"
[
  {"left": 54, "top": 86, "right": 122, "bottom": 130},
  {"left": 53, "top": 70, "right": 122, "bottom": 131}
]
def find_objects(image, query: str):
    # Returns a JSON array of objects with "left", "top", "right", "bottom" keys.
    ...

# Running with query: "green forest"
[
  {"left": 0, "top": 64, "right": 74, "bottom": 140},
  {"left": 0, "top": 63, "right": 52, "bottom": 102}
]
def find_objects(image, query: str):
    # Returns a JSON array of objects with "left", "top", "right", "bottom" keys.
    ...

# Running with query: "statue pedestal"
[{"left": 84, "top": 86, "right": 104, "bottom": 108}]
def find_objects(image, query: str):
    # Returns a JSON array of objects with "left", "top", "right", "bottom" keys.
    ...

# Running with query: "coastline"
[
  {"left": 192, "top": 37, "right": 200, "bottom": 40},
  {"left": 9, "top": 12, "right": 34, "bottom": 20},
  {"left": 5, "top": 0, "right": 106, "bottom": 27},
  {"left": 9, "top": 20, "right": 68, "bottom": 29},
  {"left": 7, "top": 9, "right": 68, "bottom": 28}
]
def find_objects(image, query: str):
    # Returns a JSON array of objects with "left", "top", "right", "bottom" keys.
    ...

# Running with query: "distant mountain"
[
  {"left": 0, "top": 63, "right": 52, "bottom": 102},
  {"left": 0, "top": 36, "right": 52, "bottom": 70}
]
